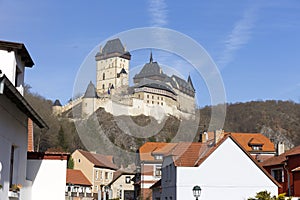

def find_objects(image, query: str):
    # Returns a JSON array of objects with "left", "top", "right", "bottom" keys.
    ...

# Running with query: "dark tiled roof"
[
  {"left": 133, "top": 61, "right": 167, "bottom": 81},
  {"left": 102, "top": 38, "right": 125, "bottom": 54},
  {"left": 78, "top": 150, "right": 118, "bottom": 170},
  {"left": 95, "top": 38, "right": 131, "bottom": 60},
  {"left": 187, "top": 75, "right": 195, "bottom": 91},
  {"left": 53, "top": 99, "right": 62, "bottom": 106},
  {"left": 109, "top": 170, "right": 135, "bottom": 186},
  {"left": 171, "top": 75, "right": 195, "bottom": 97},
  {"left": 66, "top": 169, "right": 92, "bottom": 186},
  {"left": 83, "top": 81, "right": 97, "bottom": 98},
  {"left": 135, "top": 78, "right": 176, "bottom": 95}
]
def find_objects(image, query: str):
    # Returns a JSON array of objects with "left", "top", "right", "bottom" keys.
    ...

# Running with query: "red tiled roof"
[
  {"left": 78, "top": 150, "right": 118, "bottom": 170},
  {"left": 139, "top": 142, "right": 177, "bottom": 162},
  {"left": 170, "top": 142, "right": 209, "bottom": 167},
  {"left": 262, "top": 145, "right": 300, "bottom": 167},
  {"left": 66, "top": 169, "right": 92, "bottom": 186},
  {"left": 228, "top": 133, "right": 275, "bottom": 152}
]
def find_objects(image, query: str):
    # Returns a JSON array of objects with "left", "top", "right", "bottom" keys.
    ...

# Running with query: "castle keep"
[{"left": 53, "top": 38, "right": 196, "bottom": 120}]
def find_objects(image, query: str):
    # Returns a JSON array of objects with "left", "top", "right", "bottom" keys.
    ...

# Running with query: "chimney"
[
  {"left": 277, "top": 142, "right": 285, "bottom": 155},
  {"left": 214, "top": 129, "right": 225, "bottom": 145},
  {"left": 28, "top": 118, "right": 34, "bottom": 152}
]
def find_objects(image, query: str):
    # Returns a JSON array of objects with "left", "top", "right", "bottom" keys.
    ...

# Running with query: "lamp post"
[{"left": 192, "top": 185, "right": 202, "bottom": 200}]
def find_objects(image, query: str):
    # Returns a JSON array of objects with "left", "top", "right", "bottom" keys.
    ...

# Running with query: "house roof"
[
  {"left": 169, "top": 142, "right": 209, "bottom": 167},
  {"left": 150, "top": 179, "right": 161, "bottom": 189},
  {"left": 228, "top": 133, "right": 275, "bottom": 152},
  {"left": 167, "top": 135, "right": 281, "bottom": 187},
  {"left": 262, "top": 145, "right": 300, "bottom": 167},
  {"left": 66, "top": 169, "right": 92, "bottom": 186},
  {"left": 108, "top": 170, "right": 135, "bottom": 186},
  {"left": 27, "top": 151, "right": 69, "bottom": 160},
  {"left": 139, "top": 142, "right": 177, "bottom": 162},
  {"left": 77, "top": 150, "right": 118, "bottom": 170},
  {"left": 0, "top": 74, "right": 48, "bottom": 129},
  {"left": 0, "top": 40, "right": 34, "bottom": 67}
]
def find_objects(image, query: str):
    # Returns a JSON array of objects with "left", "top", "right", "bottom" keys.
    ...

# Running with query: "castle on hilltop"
[{"left": 53, "top": 38, "right": 196, "bottom": 120}]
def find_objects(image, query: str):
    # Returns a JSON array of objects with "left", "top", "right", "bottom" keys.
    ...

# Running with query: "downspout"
[{"left": 284, "top": 159, "right": 291, "bottom": 196}]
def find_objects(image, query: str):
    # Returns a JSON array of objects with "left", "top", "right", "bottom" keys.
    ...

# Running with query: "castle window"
[
  {"left": 152, "top": 101, "right": 154, "bottom": 104},
  {"left": 157, "top": 102, "right": 159, "bottom": 105},
  {"left": 152, "top": 96, "right": 154, "bottom": 99},
  {"left": 157, "top": 97, "right": 159, "bottom": 100},
  {"left": 138, "top": 94, "right": 140, "bottom": 98},
  {"left": 102, "top": 84, "right": 105, "bottom": 89},
  {"left": 147, "top": 100, "right": 149, "bottom": 103},
  {"left": 161, "top": 102, "right": 163, "bottom": 106},
  {"left": 147, "top": 95, "right": 149, "bottom": 98},
  {"left": 161, "top": 97, "right": 163, "bottom": 100},
  {"left": 103, "top": 73, "right": 105, "bottom": 80}
]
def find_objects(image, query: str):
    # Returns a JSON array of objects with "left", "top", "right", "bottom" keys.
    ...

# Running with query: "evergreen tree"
[{"left": 57, "top": 126, "right": 68, "bottom": 151}]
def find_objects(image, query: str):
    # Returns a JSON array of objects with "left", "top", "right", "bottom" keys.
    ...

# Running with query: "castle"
[{"left": 53, "top": 38, "right": 196, "bottom": 120}]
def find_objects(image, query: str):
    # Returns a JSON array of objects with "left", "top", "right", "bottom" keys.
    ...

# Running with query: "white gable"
[{"left": 174, "top": 137, "right": 278, "bottom": 200}]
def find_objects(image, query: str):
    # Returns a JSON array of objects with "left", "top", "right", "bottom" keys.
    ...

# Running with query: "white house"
[
  {"left": 158, "top": 135, "right": 279, "bottom": 200},
  {"left": 0, "top": 40, "right": 48, "bottom": 200}
]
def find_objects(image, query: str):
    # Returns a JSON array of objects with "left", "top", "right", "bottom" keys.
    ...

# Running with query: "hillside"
[{"left": 24, "top": 86, "right": 300, "bottom": 166}]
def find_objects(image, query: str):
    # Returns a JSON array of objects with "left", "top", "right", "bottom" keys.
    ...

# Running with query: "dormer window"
[
  {"left": 251, "top": 145, "right": 262, "bottom": 151},
  {"left": 154, "top": 154, "right": 163, "bottom": 160}
]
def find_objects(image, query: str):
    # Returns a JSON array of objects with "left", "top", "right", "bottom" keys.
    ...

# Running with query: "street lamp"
[{"left": 192, "top": 185, "right": 202, "bottom": 200}]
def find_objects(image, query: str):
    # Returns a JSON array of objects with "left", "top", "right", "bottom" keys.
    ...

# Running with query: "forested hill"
[{"left": 24, "top": 86, "right": 300, "bottom": 160}]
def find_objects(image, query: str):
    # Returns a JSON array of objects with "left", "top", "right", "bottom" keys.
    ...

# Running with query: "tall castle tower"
[{"left": 95, "top": 38, "right": 131, "bottom": 94}]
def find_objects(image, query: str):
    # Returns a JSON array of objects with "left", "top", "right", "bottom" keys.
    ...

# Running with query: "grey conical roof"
[
  {"left": 187, "top": 75, "right": 195, "bottom": 91},
  {"left": 53, "top": 99, "right": 62, "bottom": 106},
  {"left": 84, "top": 81, "right": 97, "bottom": 98},
  {"left": 102, "top": 38, "right": 125, "bottom": 54}
]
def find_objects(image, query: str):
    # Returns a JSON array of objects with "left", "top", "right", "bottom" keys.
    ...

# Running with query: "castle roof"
[
  {"left": 95, "top": 38, "right": 131, "bottom": 60},
  {"left": 170, "top": 75, "right": 195, "bottom": 97},
  {"left": 133, "top": 54, "right": 168, "bottom": 82},
  {"left": 53, "top": 99, "right": 62, "bottom": 106},
  {"left": 135, "top": 78, "right": 176, "bottom": 95},
  {"left": 83, "top": 81, "right": 97, "bottom": 98}
]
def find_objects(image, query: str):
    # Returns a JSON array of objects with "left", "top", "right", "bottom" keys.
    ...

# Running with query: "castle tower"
[
  {"left": 52, "top": 99, "right": 62, "bottom": 116},
  {"left": 82, "top": 81, "right": 98, "bottom": 118},
  {"left": 95, "top": 38, "right": 131, "bottom": 94}
]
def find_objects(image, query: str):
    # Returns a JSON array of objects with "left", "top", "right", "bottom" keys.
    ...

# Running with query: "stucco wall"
[
  {"left": 0, "top": 94, "right": 28, "bottom": 200},
  {"left": 26, "top": 159, "right": 67, "bottom": 200}
]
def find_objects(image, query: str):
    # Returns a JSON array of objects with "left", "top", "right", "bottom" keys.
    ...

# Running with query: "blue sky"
[{"left": 0, "top": 0, "right": 299, "bottom": 106}]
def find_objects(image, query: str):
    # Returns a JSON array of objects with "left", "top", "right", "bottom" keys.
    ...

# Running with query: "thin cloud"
[
  {"left": 218, "top": 6, "right": 258, "bottom": 69},
  {"left": 148, "top": 0, "right": 168, "bottom": 27}
]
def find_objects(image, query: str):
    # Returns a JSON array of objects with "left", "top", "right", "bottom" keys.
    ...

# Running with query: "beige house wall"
[{"left": 110, "top": 174, "right": 135, "bottom": 199}]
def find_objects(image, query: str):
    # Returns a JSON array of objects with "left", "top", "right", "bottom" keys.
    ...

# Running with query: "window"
[
  {"left": 147, "top": 100, "right": 149, "bottom": 103},
  {"left": 78, "top": 159, "right": 81, "bottom": 163},
  {"left": 271, "top": 168, "right": 284, "bottom": 182},
  {"left": 96, "top": 171, "right": 99, "bottom": 179},
  {"left": 147, "top": 95, "right": 149, "bottom": 98},
  {"left": 152, "top": 101, "right": 154, "bottom": 104},
  {"left": 155, "top": 155, "right": 163, "bottom": 160},
  {"left": 105, "top": 172, "right": 108, "bottom": 180},
  {"left": 95, "top": 185, "right": 98, "bottom": 191},
  {"left": 125, "top": 176, "right": 131, "bottom": 184},
  {"left": 9, "top": 146, "right": 15, "bottom": 187},
  {"left": 152, "top": 96, "right": 154, "bottom": 99},
  {"left": 251, "top": 145, "right": 262, "bottom": 151},
  {"left": 103, "top": 73, "right": 105, "bottom": 80},
  {"left": 138, "top": 94, "right": 140, "bottom": 99},
  {"left": 157, "top": 97, "right": 159, "bottom": 100},
  {"left": 155, "top": 166, "right": 162, "bottom": 177},
  {"left": 161, "top": 97, "right": 163, "bottom": 100},
  {"left": 161, "top": 102, "right": 163, "bottom": 106},
  {"left": 102, "top": 84, "right": 105, "bottom": 89}
]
